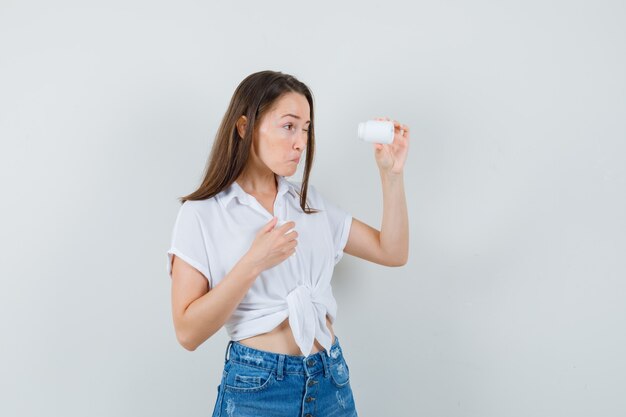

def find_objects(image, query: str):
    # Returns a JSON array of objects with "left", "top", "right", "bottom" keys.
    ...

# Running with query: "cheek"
[{"left": 257, "top": 136, "right": 287, "bottom": 160}]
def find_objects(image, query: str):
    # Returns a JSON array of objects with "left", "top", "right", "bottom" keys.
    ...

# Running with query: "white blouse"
[{"left": 166, "top": 174, "right": 352, "bottom": 356}]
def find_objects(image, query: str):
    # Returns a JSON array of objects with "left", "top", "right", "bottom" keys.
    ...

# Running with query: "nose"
[{"left": 294, "top": 133, "right": 307, "bottom": 152}]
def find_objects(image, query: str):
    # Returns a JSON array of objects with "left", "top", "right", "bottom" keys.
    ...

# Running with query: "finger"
[
  {"left": 278, "top": 221, "right": 296, "bottom": 232},
  {"left": 264, "top": 216, "right": 278, "bottom": 231},
  {"left": 285, "top": 229, "right": 299, "bottom": 240},
  {"left": 283, "top": 241, "right": 297, "bottom": 254},
  {"left": 394, "top": 122, "right": 410, "bottom": 136}
]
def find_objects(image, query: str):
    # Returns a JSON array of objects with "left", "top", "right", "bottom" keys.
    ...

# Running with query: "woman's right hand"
[{"left": 243, "top": 217, "right": 298, "bottom": 274}]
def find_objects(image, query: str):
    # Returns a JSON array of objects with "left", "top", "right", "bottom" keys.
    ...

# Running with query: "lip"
[{"left": 291, "top": 157, "right": 300, "bottom": 163}]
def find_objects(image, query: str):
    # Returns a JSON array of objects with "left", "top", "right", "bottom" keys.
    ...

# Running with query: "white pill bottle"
[{"left": 357, "top": 120, "right": 394, "bottom": 144}]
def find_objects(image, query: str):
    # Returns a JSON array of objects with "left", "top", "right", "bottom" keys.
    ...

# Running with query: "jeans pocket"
[
  {"left": 223, "top": 361, "right": 276, "bottom": 393},
  {"left": 329, "top": 355, "right": 351, "bottom": 388}
]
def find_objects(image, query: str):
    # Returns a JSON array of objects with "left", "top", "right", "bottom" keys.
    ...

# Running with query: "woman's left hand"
[{"left": 372, "top": 116, "right": 410, "bottom": 175}]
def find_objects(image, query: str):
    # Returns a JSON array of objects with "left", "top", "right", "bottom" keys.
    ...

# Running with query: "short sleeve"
[
  {"left": 311, "top": 185, "right": 353, "bottom": 265},
  {"left": 166, "top": 202, "right": 213, "bottom": 288}
]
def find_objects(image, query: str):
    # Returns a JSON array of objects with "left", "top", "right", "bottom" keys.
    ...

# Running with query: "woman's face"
[{"left": 245, "top": 92, "right": 310, "bottom": 177}]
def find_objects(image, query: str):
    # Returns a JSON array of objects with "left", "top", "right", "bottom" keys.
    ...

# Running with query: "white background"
[{"left": 1, "top": 1, "right": 625, "bottom": 416}]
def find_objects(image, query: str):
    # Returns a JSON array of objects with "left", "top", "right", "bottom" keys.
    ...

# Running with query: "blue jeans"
[{"left": 211, "top": 335, "right": 359, "bottom": 417}]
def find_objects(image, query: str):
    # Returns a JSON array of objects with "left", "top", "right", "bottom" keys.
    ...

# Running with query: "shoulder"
[
  {"left": 176, "top": 197, "right": 220, "bottom": 221},
  {"left": 179, "top": 198, "right": 214, "bottom": 211}
]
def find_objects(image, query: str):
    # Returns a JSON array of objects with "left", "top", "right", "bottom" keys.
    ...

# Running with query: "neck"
[{"left": 236, "top": 169, "right": 278, "bottom": 195}]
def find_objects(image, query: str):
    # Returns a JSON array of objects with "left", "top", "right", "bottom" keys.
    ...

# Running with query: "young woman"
[{"left": 166, "top": 70, "right": 409, "bottom": 417}]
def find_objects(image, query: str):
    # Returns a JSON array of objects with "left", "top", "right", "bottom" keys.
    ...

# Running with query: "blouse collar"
[{"left": 218, "top": 174, "right": 297, "bottom": 208}]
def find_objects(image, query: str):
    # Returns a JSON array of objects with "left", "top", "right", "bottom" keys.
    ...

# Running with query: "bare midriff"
[{"left": 237, "top": 314, "right": 335, "bottom": 356}]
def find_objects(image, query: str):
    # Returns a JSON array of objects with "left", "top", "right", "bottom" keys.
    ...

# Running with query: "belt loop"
[
  {"left": 224, "top": 340, "right": 233, "bottom": 363},
  {"left": 276, "top": 354, "right": 285, "bottom": 381},
  {"left": 319, "top": 348, "right": 329, "bottom": 378}
]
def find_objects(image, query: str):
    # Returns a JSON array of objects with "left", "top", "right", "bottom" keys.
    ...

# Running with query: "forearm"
[
  {"left": 379, "top": 170, "right": 409, "bottom": 265},
  {"left": 178, "top": 257, "right": 260, "bottom": 350}
]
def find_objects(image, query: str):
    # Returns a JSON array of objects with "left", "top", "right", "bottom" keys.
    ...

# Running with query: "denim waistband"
[{"left": 223, "top": 335, "right": 344, "bottom": 377}]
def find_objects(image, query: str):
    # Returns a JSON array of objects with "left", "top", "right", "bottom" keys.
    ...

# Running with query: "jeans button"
[
  {"left": 306, "top": 359, "right": 315, "bottom": 366},
  {"left": 307, "top": 379, "right": 316, "bottom": 387}
]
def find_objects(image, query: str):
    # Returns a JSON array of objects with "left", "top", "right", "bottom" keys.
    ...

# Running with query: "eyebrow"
[{"left": 281, "top": 114, "right": 311, "bottom": 124}]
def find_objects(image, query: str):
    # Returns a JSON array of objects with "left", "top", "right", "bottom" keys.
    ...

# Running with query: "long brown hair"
[{"left": 179, "top": 70, "right": 319, "bottom": 214}]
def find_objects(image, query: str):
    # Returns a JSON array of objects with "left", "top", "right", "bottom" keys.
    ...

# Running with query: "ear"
[{"left": 236, "top": 115, "right": 248, "bottom": 138}]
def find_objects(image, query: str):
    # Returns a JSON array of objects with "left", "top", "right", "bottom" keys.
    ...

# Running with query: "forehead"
[{"left": 269, "top": 92, "right": 310, "bottom": 119}]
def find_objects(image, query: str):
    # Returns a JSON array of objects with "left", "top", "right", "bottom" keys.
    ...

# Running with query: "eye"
[{"left": 284, "top": 123, "right": 309, "bottom": 133}]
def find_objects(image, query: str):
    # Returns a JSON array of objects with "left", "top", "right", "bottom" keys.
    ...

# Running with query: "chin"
[{"left": 282, "top": 163, "right": 298, "bottom": 173}]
